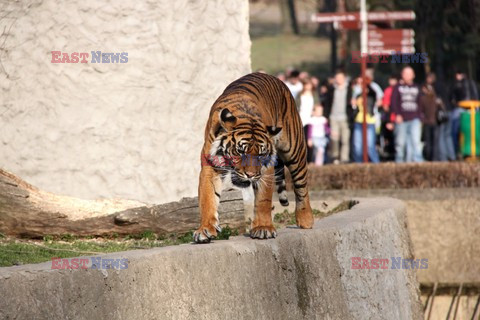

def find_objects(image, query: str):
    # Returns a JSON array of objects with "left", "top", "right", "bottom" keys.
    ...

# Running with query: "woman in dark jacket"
[
  {"left": 419, "top": 73, "right": 439, "bottom": 161},
  {"left": 420, "top": 73, "right": 454, "bottom": 161}
]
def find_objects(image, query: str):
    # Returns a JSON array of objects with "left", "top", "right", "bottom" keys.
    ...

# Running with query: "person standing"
[
  {"left": 434, "top": 76, "right": 456, "bottom": 161},
  {"left": 318, "top": 79, "right": 333, "bottom": 115},
  {"left": 299, "top": 78, "right": 315, "bottom": 163},
  {"left": 419, "top": 73, "right": 440, "bottom": 161},
  {"left": 390, "top": 66, "right": 424, "bottom": 163},
  {"left": 352, "top": 68, "right": 384, "bottom": 103},
  {"left": 380, "top": 75, "right": 398, "bottom": 160},
  {"left": 307, "top": 105, "right": 329, "bottom": 165},
  {"left": 351, "top": 80, "right": 380, "bottom": 163},
  {"left": 324, "top": 70, "right": 352, "bottom": 163},
  {"left": 284, "top": 70, "right": 303, "bottom": 104},
  {"left": 299, "top": 79, "right": 315, "bottom": 126}
]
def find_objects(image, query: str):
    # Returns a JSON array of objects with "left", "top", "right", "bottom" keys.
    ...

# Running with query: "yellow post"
[{"left": 458, "top": 100, "right": 480, "bottom": 160}]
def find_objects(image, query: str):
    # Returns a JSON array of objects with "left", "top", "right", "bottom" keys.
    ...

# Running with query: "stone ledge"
[
  {"left": 315, "top": 188, "right": 480, "bottom": 285},
  {"left": 0, "top": 198, "right": 423, "bottom": 320}
]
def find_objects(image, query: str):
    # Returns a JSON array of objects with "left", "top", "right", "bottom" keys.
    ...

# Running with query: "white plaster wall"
[{"left": 0, "top": 0, "right": 251, "bottom": 203}]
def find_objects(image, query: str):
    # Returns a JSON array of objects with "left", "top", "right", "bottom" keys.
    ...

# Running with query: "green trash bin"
[{"left": 459, "top": 110, "right": 480, "bottom": 157}]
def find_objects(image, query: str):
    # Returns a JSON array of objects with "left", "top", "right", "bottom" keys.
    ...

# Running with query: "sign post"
[
  {"left": 360, "top": 0, "right": 368, "bottom": 163},
  {"left": 311, "top": 8, "right": 415, "bottom": 163}
]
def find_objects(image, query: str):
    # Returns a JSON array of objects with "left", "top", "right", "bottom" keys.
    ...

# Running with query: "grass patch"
[
  {"left": 274, "top": 209, "right": 297, "bottom": 227},
  {"left": 0, "top": 227, "right": 240, "bottom": 268},
  {"left": 217, "top": 225, "right": 239, "bottom": 240},
  {"left": 0, "top": 201, "right": 356, "bottom": 268},
  {"left": 0, "top": 239, "right": 130, "bottom": 267},
  {"left": 251, "top": 34, "right": 330, "bottom": 75},
  {"left": 124, "top": 230, "right": 156, "bottom": 241}
]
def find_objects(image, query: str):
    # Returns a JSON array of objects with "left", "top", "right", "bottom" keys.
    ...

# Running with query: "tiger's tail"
[{"left": 274, "top": 158, "right": 289, "bottom": 206}]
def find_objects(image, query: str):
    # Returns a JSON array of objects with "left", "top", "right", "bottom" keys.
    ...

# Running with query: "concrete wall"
[
  {"left": 315, "top": 188, "right": 480, "bottom": 285},
  {"left": 317, "top": 188, "right": 480, "bottom": 320},
  {"left": 0, "top": 198, "right": 423, "bottom": 319},
  {"left": 0, "top": 0, "right": 251, "bottom": 203}
]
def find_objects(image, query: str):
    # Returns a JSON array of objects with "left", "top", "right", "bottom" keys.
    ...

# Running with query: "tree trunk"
[
  {"left": 338, "top": 0, "right": 347, "bottom": 62},
  {"left": 286, "top": 0, "right": 299, "bottom": 35},
  {"left": 314, "top": 0, "right": 329, "bottom": 37},
  {"left": 0, "top": 168, "right": 244, "bottom": 238},
  {"left": 330, "top": 25, "right": 338, "bottom": 73}
]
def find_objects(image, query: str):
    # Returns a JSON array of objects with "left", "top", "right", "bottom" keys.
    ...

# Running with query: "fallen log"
[{"left": 0, "top": 168, "right": 244, "bottom": 238}]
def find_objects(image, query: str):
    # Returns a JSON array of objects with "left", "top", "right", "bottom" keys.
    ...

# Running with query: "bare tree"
[{"left": 279, "top": 0, "right": 299, "bottom": 34}]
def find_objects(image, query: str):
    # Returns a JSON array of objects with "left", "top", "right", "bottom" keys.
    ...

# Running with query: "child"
[{"left": 307, "top": 105, "right": 329, "bottom": 165}]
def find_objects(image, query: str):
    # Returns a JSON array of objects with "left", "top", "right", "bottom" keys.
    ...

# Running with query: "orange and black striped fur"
[{"left": 194, "top": 72, "right": 313, "bottom": 243}]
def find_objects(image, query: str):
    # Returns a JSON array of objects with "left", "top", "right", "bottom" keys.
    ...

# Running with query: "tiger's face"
[{"left": 208, "top": 108, "right": 281, "bottom": 189}]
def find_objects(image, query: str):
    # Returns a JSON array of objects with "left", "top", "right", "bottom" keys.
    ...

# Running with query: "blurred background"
[
  {"left": 249, "top": 0, "right": 480, "bottom": 168},
  {"left": 250, "top": 0, "right": 480, "bottom": 87},
  {"left": 0, "top": 2, "right": 478, "bottom": 318}
]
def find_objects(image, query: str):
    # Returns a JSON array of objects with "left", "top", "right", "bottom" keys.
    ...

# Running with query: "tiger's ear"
[
  {"left": 219, "top": 108, "right": 236, "bottom": 131},
  {"left": 266, "top": 126, "right": 282, "bottom": 137}
]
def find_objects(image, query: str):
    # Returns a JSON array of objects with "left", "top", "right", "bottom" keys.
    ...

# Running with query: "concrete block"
[{"left": 0, "top": 198, "right": 422, "bottom": 319}]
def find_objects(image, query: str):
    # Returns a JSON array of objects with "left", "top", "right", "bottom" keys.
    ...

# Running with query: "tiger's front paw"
[
  {"left": 193, "top": 223, "right": 222, "bottom": 244},
  {"left": 250, "top": 226, "right": 277, "bottom": 239}
]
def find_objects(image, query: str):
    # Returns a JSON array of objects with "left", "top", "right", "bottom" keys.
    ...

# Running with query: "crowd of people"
[{"left": 266, "top": 66, "right": 479, "bottom": 165}]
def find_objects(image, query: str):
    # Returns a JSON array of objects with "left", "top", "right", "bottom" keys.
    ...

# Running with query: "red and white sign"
[
  {"left": 368, "top": 29, "right": 415, "bottom": 39},
  {"left": 366, "top": 11, "right": 415, "bottom": 21},
  {"left": 369, "top": 38, "right": 415, "bottom": 46},
  {"left": 312, "top": 12, "right": 358, "bottom": 23},
  {"left": 368, "top": 46, "right": 415, "bottom": 55},
  {"left": 312, "top": 11, "right": 415, "bottom": 23},
  {"left": 312, "top": 11, "right": 416, "bottom": 56},
  {"left": 334, "top": 22, "right": 382, "bottom": 30},
  {"left": 334, "top": 21, "right": 361, "bottom": 30},
  {"left": 367, "top": 29, "right": 415, "bottom": 54}
]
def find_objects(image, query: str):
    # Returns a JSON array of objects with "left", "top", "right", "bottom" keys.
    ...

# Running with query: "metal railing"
[{"left": 421, "top": 283, "right": 480, "bottom": 320}]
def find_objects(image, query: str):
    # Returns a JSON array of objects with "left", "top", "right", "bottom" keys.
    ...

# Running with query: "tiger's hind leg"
[
  {"left": 283, "top": 154, "right": 314, "bottom": 229},
  {"left": 274, "top": 158, "right": 289, "bottom": 207},
  {"left": 250, "top": 166, "right": 277, "bottom": 239}
]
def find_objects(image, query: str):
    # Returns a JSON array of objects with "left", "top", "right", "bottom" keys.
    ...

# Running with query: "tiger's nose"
[{"left": 245, "top": 171, "right": 256, "bottom": 178}]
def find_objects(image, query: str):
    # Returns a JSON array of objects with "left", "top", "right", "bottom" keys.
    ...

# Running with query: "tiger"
[{"left": 193, "top": 72, "right": 314, "bottom": 243}]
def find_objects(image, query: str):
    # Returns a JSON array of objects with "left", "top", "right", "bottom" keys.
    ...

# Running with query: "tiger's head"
[{"left": 209, "top": 108, "right": 282, "bottom": 188}]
